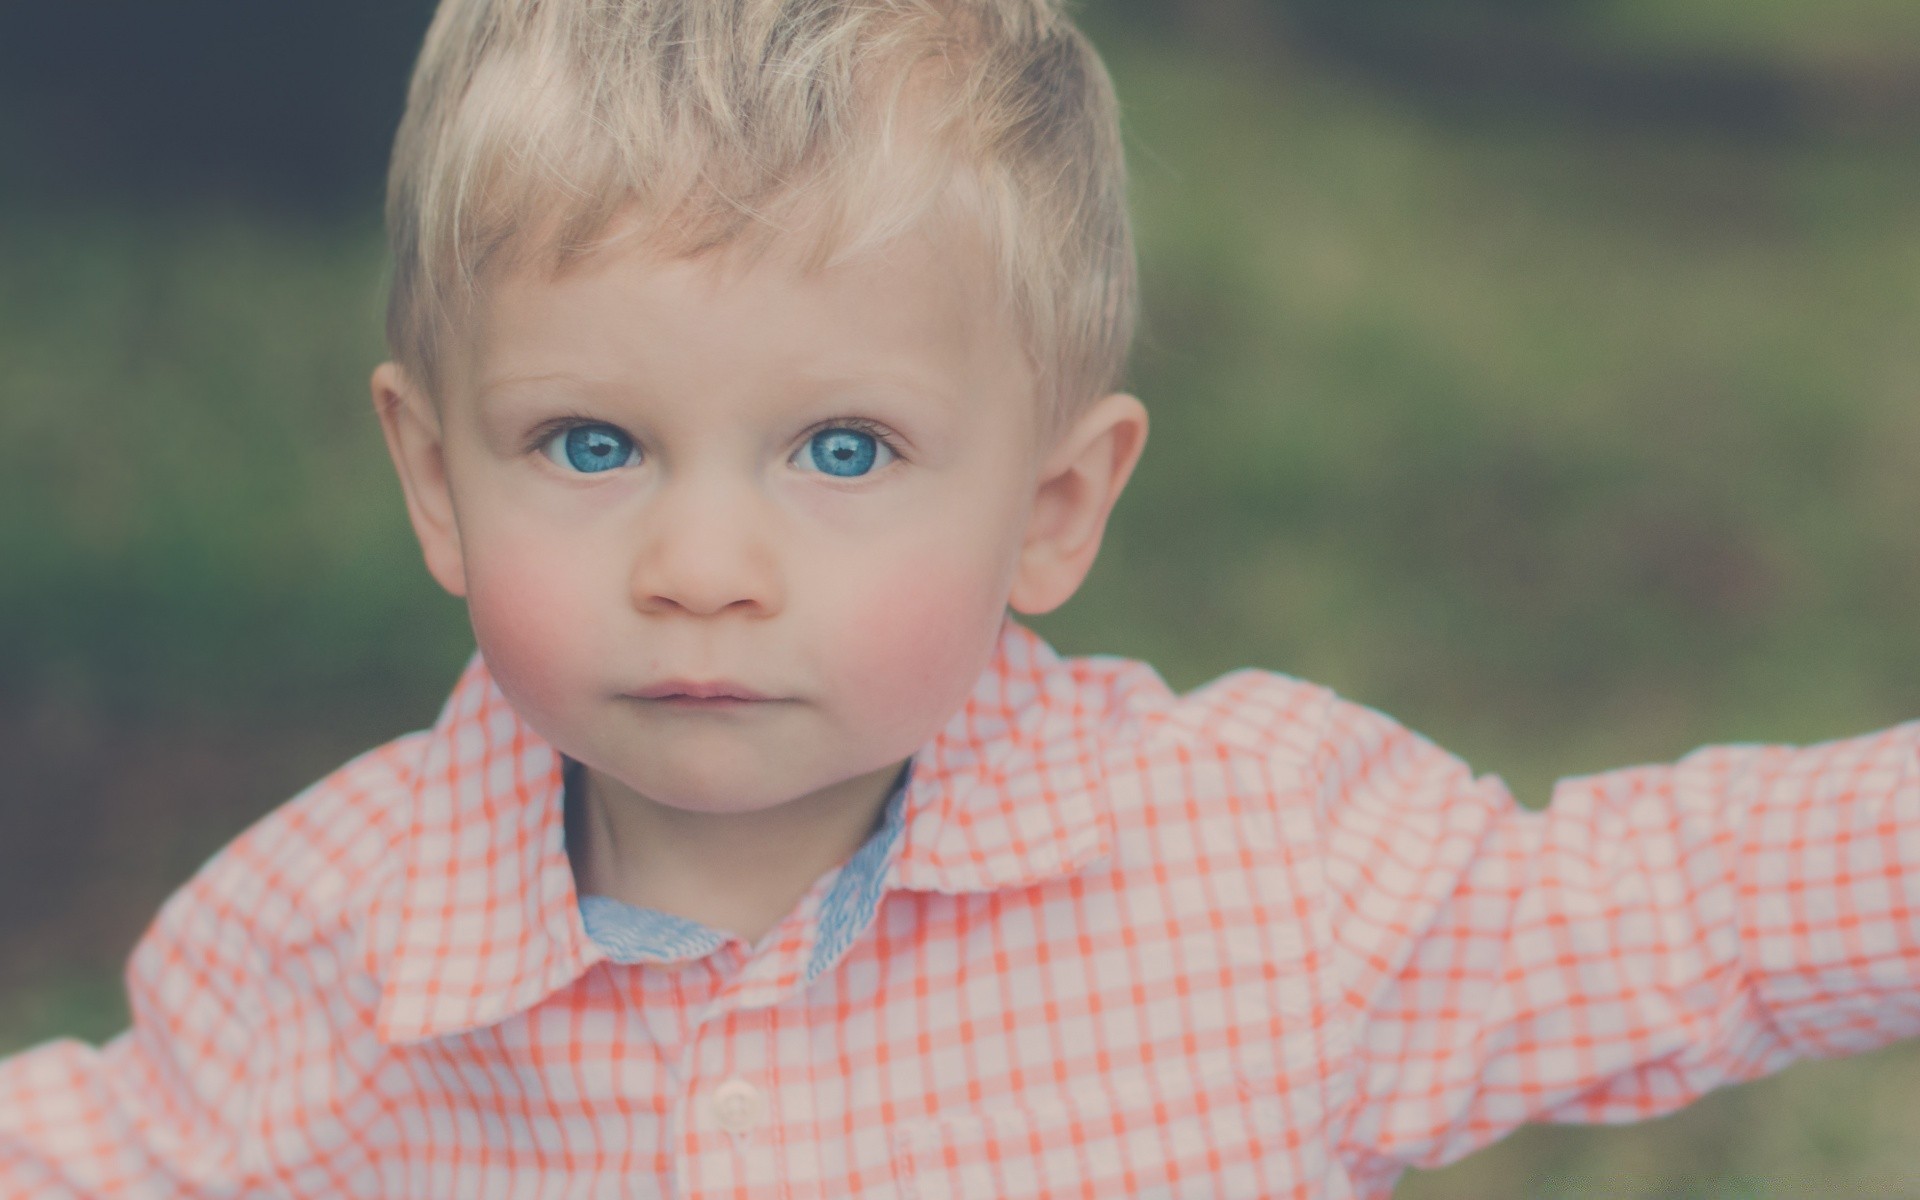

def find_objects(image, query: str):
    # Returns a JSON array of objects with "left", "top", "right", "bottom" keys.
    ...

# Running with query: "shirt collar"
[
  {"left": 370, "top": 653, "right": 592, "bottom": 1045},
  {"left": 370, "top": 618, "right": 1113, "bottom": 1045},
  {"left": 888, "top": 620, "right": 1114, "bottom": 895}
]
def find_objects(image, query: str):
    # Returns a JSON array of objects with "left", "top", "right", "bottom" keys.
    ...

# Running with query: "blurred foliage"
[
  {"left": 3, "top": 0, "right": 1920, "bottom": 1195},
  {"left": 0, "top": 210, "right": 471, "bottom": 720},
  {"left": 1031, "top": 32, "right": 1920, "bottom": 801},
  {"left": 11, "top": 0, "right": 1920, "bottom": 207},
  {"left": 0, "top": 0, "right": 436, "bottom": 210}
]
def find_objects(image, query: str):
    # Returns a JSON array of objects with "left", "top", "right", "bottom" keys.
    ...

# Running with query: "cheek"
[
  {"left": 833, "top": 550, "right": 1011, "bottom": 731},
  {"left": 817, "top": 476, "right": 1031, "bottom": 731},
  {"left": 461, "top": 529, "right": 600, "bottom": 718}
]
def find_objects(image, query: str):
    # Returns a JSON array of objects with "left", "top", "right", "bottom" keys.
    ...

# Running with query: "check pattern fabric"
[{"left": 3, "top": 620, "right": 1919, "bottom": 1198}]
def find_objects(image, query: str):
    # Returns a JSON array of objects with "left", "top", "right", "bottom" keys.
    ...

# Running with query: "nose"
[{"left": 629, "top": 475, "right": 783, "bottom": 618}]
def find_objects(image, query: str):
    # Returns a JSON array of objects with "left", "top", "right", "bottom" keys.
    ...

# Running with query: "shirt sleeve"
[
  {"left": 0, "top": 770, "right": 387, "bottom": 1198},
  {"left": 1312, "top": 697, "right": 1920, "bottom": 1176},
  {"left": 0, "top": 868, "right": 277, "bottom": 1196}
]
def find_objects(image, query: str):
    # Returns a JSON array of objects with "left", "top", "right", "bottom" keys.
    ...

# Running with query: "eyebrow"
[
  {"left": 471, "top": 371, "right": 649, "bottom": 419},
  {"left": 476, "top": 370, "right": 600, "bottom": 398},
  {"left": 479, "top": 367, "right": 962, "bottom": 411},
  {"left": 794, "top": 365, "right": 964, "bottom": 408}
]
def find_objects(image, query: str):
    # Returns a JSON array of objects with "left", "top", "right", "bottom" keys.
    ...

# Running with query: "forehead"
[{"left": 461, "top": 213, "right": 1031, "bottom": 412}]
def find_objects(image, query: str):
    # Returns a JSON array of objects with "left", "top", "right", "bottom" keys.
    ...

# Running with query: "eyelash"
[
  {"left": 524, "top": 415, "right": 907, "bottom": 465},
  {"left": 523, "top": 412, "right": 605, "bottom": 459},
  {"left": 793, "top": 416, "right": 905, "bottom": 466}
]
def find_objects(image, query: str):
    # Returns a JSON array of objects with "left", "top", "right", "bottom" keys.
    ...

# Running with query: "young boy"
[{"left": 3, "top": 0, "right": 1917, "bottom": 1195}]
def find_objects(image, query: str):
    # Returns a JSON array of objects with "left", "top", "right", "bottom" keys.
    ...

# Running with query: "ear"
[
  {"left": 1009, "top": 392, "right": 1149, "bottom": 615},
  {"left": 371, "top": 362, "right": 469, "bottom": 598}
]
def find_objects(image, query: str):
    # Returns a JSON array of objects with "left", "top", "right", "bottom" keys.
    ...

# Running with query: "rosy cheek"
[
  {"left": 838, "top": 556, "right": 1006, "bottom": 734},
  {"left": 463, "top": 536, "right": 591, "bottom": 719}
]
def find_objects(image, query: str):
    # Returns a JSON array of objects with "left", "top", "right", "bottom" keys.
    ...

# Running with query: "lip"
[{"left": 630, "top": 680, "right": 774, "bottom": 703}]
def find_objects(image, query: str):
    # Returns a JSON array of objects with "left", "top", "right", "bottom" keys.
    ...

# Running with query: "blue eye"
[
  {"left": 543, "top": 424, "right": 639, "bottom": 474},
  {"left": 800, "top": 427, "right": 893, "bottom": 477}
]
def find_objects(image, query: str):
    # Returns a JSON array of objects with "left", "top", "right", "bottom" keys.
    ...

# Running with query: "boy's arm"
[
  {"left": 1312, "top": 697, "right": 1920, "bottom": 1179},
  {"left": 0, "top": 870, "right": 279, "bottom": 1195},
  {"left": 0, "top": 752, "right": 396, "bottom": 1198}
]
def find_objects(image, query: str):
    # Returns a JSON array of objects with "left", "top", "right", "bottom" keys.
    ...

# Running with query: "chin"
[{"left": 618, "top": 761, "right": 802, "bottom": 814}]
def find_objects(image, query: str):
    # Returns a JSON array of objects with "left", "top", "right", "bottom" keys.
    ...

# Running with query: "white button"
[{"left": 709, "top": 1079, "right": 767, "bottom": 1134}]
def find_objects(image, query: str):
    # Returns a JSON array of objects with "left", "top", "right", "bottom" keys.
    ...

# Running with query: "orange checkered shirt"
[{"left": 3, "top": 621, "right": 1918, "bottom": 1197}]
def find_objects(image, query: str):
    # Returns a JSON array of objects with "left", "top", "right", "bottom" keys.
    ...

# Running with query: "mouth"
[{"left": 629, "top": 680, "right": 776, "bottom": 707}]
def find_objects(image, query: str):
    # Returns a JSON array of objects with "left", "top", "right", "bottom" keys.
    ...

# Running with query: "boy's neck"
[{"left": 567, "top": 759, "right": 906, "bottom": 946}]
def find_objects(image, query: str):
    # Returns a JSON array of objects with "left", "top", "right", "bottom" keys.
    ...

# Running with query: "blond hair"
[{"left": 384, "top": 0, "right": 1134, "bottom": 432}]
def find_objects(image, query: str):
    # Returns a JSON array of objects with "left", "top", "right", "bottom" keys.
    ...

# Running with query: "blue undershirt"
[{"left": 564, "top": 758, "right": 911, "bottom": 984}]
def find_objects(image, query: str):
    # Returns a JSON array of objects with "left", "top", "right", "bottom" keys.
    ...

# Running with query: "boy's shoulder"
[
  {"left": 1162, "top": 665, "right": 1343, "bottom": 758},
  {"left": 147, "top": 728, "right": 431, "bottom": 963},
  {"left": 130, "top": 655, "right": 592, "bottom": 1045},
  {"left": 1062, "top": 648, "right": 1345, "bottom": 767},
  {"left": 1025, "top": 648, "right": 1371, "bottom": 848},
  {"left": 1055, "top": 643, "right": 1472, "bottom": 828}
]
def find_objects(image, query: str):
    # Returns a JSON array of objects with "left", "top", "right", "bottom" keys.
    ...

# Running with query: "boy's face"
[{"left": 374, "top": 215, "right": 1146, "bottom": 818}]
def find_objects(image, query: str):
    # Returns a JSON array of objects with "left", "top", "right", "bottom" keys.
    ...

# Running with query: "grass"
[{"left": 4, "top": 10, "right": 1920, "bottom": 1195}]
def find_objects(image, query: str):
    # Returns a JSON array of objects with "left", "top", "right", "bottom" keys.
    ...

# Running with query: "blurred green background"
[{"left": 3, "top": 1, "right": 1919, "bottom": 1194}]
